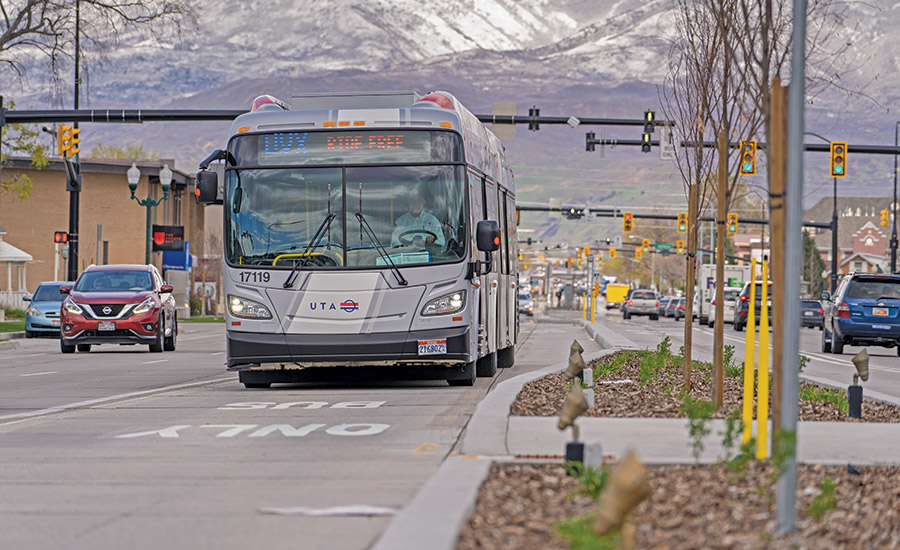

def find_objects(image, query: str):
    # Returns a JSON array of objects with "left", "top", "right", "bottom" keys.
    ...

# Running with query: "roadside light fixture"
[
  {"left": 849, "top": 349, "right": 869, "bottom": 418},
  {"left": 128, "top": 162, "right": 172, "bottom": 264},
  {"left": 563, "top": 339, "right": 586, "bottom": 381},
  {"left": 592, "top": 450, "right": 651, "bottom": 536}
]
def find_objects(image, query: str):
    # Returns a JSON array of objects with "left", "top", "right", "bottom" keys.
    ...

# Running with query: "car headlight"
[
  {"left": 422, "top": 291, "right": 466, "bottom": 316},
  {"left": 27, "top": 307, "right": 40, "bottom": 316},
  {"left": 64, "top": 301, "right": 83, "bottom": 315},
  {"left": 228, "top": 295, "right": 273, "bottom": 319},
  {"left": 132, "top": 297, "right": 157, "bottom": 315}
]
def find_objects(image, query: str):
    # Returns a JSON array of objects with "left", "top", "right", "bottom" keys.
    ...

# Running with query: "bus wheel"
[
  {"left": 476, "top": 352, "right": 498, "bottom": 378},
  {"left": 243, "top": 382, "right": 271, "bottom": 389},
  {"left": 448, "top": 361, "right": 476, "bottom": 386},
  {"left": 498, "top": 345, "right": 515, "bottom": 368}
]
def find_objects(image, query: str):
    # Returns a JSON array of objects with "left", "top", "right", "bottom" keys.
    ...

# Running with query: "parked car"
[
  {"left": 518, "top": 291, "right": 535, "bottom": 317},
  {"left": 692, "top": 292, "right": 700, "bottom": 320},
  {"left": 59, "top": 264, "right": 177, "bottom": 353},
  {"left": 733, "top": 281, "right": 773, "bottom": 331},
  {"left": 822, "top": 273, "right": 900, "bottom": 355},
  {"left": 801, "top": 299, "right": 824, "bottom": 329},
  {"left": 658, "top": 297, "right": 673, "bottom": 317},
  {"left": 673, "top": 297, "right": 687, "bottom": 320},
  {"left": 623, "top": 289, "right": 659, "bottom": 320},
  {"left": 23, "top": 281, "right": 68, "bottom": 338},
  {"left": 707, "top": 287, "right": 742, "bottom": 328}
]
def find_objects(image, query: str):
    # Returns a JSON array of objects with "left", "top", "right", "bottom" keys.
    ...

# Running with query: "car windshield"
[
  {"left": 845, "top": 278, "right": 900, "bottom": 300},
  {"left": 724, "top": 289, "right": 740, "bottom": 301},
  {"left": 32, "top": 284, "right": 65, "bottom": 301},
  {"left": 632, "top": 291, "right": 655, "bottom": 300},
  {"left": 518, "top": 292, "right": 532, "bottom": 301},
  {"left": 802, "top": 300, "right": 821, "bottom": 308},
  {"left": 74, "top": 271, "right": 154, "bottom": 292}
]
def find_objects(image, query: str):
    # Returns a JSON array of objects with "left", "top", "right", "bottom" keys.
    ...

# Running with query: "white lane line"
[
  {"left": 20, "top": 371, "right": 58, "bottom": 377},
  {"left": 179, "top": 334, "right": 223, "bottom": 341},
  {"left": 0, "top": 353, "right": 48, "bottom": 360},
  {"left": 142, "top": 359, "right": 169, "bottom": 365},
  {"left": 0, "top": 377, "right": 233, "bottom": 424},
  {"left": 210, "top": 352, "right": 225, "bottom": 356}
]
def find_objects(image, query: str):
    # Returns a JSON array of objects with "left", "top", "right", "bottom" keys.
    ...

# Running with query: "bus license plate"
[
  {"left": 98, "top": 321, "right": 116, "bottom": 331},
  {"left": 873, "top": 308, "right": 888, "bottom": 316},
  {"left": 418, "top": 339, "right": 447, "bottom": 356}
]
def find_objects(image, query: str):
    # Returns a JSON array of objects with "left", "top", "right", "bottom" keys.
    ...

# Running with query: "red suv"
[{"left": 59, "top": 264, "right": 177, "bottom": 353}]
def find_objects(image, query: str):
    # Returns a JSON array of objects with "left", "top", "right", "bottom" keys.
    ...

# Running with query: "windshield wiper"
[
  {"left": 355, "top": 212, "right": 408, "bottom": 286},
  {"left": 283, "top": 213, "right": 336, "bottom": 288}
]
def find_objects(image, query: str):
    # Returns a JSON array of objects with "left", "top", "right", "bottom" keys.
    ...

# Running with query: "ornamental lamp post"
[{"left": 128, "top": 162, "right": 172, "bottom": 264}]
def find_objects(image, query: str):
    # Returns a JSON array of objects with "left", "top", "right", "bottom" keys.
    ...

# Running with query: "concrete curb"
[
  {"left": 581, "top": 318, "right": 641, "bottom": 350},
  {"left": 369, "top": 456, "right": 493, "bottom": 550},
  {"left": 459, "top": 347, "right": 618, "bottom": 457},
  {"left": 0, "top": 339, "right": 20, "bottom": 351},
  {"left": 1, "top": 331, "right": 27, "bottom": 340}
]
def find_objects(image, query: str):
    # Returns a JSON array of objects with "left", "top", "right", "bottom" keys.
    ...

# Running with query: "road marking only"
[
  {"left": 19, "top": 371, "right": 58, "bottom": 377},
  {"left": 115, "top": 423, "right": 391, "bottom": 438}
]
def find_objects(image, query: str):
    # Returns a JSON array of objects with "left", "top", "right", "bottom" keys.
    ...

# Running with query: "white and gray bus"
[{"left": 196, "top": 91, "right": 519, "bottom": 388}]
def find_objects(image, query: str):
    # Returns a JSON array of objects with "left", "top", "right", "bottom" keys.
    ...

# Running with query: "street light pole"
[
  {"left": 892, "top": 121, "right": 899, "bottom": 273},
  {"left": 127, "top": 163, "right": 172, "bottom": 264},
  {"left": 832, "top": 177, "right": 838, "bottom": 291}
]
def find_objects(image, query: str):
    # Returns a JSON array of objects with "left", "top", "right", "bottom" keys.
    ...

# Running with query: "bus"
[{"left": 195, "top": 91, "right": 519, "bottom": 388}]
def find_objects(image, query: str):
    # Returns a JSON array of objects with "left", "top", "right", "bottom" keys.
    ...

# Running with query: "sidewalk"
[{"left": 371, "top": 316, "right": 900, "bottom": 550}]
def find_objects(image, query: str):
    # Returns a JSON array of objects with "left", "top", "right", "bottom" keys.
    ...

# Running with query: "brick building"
[
  {"left": 804, "top": 196, "right": 894, "bottom": 276},
  {"left": 0, "top": 157, "right": 204, "bottom": 298}
]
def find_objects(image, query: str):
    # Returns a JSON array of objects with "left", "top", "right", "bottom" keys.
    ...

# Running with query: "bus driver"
[{"left": 391, "top": 189, "right": 445, "bottom": 247}]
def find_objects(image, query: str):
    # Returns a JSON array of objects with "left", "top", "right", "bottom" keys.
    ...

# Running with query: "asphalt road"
[
  {"left": 0, "top": 314, "right": 597, "bottom": 550},
  {"left": 596, "top": 306, "right": 900, "bottom": 401}
]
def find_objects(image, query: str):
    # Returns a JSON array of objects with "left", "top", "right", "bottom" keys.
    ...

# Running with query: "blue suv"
[{"left": 822, "top": 273, "right": 900, "bottom": 355}]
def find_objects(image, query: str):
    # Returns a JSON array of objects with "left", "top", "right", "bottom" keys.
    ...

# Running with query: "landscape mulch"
[
  {"left": 457, "top": 462, "right": 900, "bottom": 550},
  {"left": 509, "top": 350, "right": 900, "bottom": 422}
]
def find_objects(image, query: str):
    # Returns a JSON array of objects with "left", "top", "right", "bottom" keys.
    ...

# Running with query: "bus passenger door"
[
  {"left": 505, "top": 193, "right": 518, "bottom": 344},
  {"left": 482, "top": 177, "right": 499, "bottom": 357}
]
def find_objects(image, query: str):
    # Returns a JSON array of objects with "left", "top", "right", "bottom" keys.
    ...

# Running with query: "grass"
[
  {"left": 180, "top": 316, "right": 225, "bottom": 323},
  {"left": 799, "top": 385, "right": 849, "bottom": 414},
  {"left": 593, "top": 350, "right": 644, "bottom": 378},
  {"left": 0, "top": 320, "right": 26, "bottom": 333},
  {"left": 808, "top": 477, "right": 838, "bottom": 521},
  {"left": 555, "top": 516, "right": 621, "bottom": 550}
]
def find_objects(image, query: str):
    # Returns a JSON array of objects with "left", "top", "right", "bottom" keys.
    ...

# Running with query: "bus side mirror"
[
  {"left": 476, "top": 220, "right": 500, "bottom": 252},
  {"left": 195, "top": 170, "right": 219, "bottom": 204}
]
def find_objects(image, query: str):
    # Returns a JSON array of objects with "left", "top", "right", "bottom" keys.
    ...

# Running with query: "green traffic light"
[
  {"left": 834, "top": 165, "right": 843, "bottom": 174},
  {"left": 743, "top": 162, "right": 753, "bottom": 172}
]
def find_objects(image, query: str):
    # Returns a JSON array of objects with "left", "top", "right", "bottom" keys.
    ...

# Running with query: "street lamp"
[{"left": 127, "top": 162, "right": 172, "bottom": 264}]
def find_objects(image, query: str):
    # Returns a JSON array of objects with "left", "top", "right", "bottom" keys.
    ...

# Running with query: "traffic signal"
[
  {"left": 881, "top": 209, "right": 889, "bottom": 228},
  {"left": 739, "top": 139, "right": 757, "bottom": 176},
  {"left": 727, "top": 213, "right": 738, "bottom": 233},
  {"left": 586, "top": 131, "right": 596, "bottom": 152},
  {"left": 609, "top": 247, "right": 616, "bottom": 259},
  {"left": 57, "top": 125, "right": 72, "bottom": 156},
  {"left": 623, "top": 212, "right": 634, "bottom": 233},
  {"left": 583, "top": 246, "right": 590, "bottom": 257},
  {"left": 67, "top": 127, "right": 80, "bottom": 158},
  {"left": 641, "top": 132, "right": 651, "bottom": 153},
  {"left": 676, "top": 239, "right": 685, "bottom": 255},
  {"left": 641, "top": 239, "right": 650, "bottom": 253},
  {"left": 53, "top": 231, "right": 68, "bottom": 243},
  {"left": 643, "top": 109, "right": 655, "bottom": 134},
  {"left": 528, "top": 106, "right": 540, "bottom": 131},
  {"left": 677, "top": 212, "right": 687, "bottom": 233},
  {"left": 635, "top": 248, "right": 643, "bottom": 259},
  {"left": 830, "top": 141, "right": 847, "bottom": 178}
]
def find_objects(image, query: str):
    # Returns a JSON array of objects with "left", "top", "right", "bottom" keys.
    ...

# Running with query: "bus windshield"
[{"left": 225, "top": 165, "right": 467, "bottom": 268}]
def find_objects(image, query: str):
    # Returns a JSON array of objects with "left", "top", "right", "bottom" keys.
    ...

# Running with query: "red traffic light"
[{"left": 54, "top": 231, "right": 68, "bottom": 243}]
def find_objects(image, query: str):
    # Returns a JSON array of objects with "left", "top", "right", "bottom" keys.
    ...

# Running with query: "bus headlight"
[
  {"left": 228, "top": 295, "right": 273, "bottom": 319},
  {"left": 422, "top": 291, "right": 466, "bottom": 316}
]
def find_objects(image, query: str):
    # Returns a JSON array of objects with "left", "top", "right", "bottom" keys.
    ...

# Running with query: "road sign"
[
  {"left": 660, "top": 126, "right": 677, "bottom": 160},
  {"left": 654, "top": 244, "right": 674, "bottom": 250}
]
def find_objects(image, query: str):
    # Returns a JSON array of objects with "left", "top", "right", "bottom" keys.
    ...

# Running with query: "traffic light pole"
[
  {"left": 892, "top": 122, "right": 898, "bottom": 274},
  {"left": 832, "top": 177, "right": 839, "bottom": 291},
  {"left": 66, "top": 0, "right": 81, "bottom": 282}
]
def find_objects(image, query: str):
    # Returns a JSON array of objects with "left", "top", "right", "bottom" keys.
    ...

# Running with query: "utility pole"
[
  {"left": 892, "top": 122, "right": 898, "bottom": 273},
  {"left": 66, "top": 0, "right": 82, "bottom": 281}
]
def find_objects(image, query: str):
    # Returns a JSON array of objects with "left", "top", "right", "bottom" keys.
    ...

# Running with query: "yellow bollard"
[
  {"left": 591, "top": 292, "right": 596, "bottom": 323},
  {"left": 756, "top": 259, "right": 769, "bottom": 459},
  {"left": 582, "top": 292, "right": 587, "bottom": 320},
  {"left": 742, "top": 259, "right": 757, "bottom": 445}
]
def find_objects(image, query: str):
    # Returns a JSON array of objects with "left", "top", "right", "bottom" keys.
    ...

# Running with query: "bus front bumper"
[{"left": 226, "top": 326, "right": 471, "bottom": 370}]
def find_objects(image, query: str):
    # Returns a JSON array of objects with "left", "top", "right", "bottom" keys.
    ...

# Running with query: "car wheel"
[
  {"left": 149, "top": 320, "right": 164, "bottom": 353},
  {"left": 709, "top": 319, "right": 715, "bottom": 329},
  {"left": 77, "top": 344, "right": 91, "bottom": 352},
  {"left": 650, "top": 314, "right": 658, "bottom": 321},
  {"left": 832, "top": 326, "right": 844, "bottom": 354},
  {"left": 896, "top": 345, "right": 900, "bottom": 357},
  {"left": 734, "top": 321, "right": 743, "bottom": 332},
  {"left": 448, "top": 361, "right": 477, "bottom": 386},
  {"left": 25, "top": 330, "right": 34, "bottom": 339},
  {"left": 476, "top": 351, "right": 497, "bottom": 378},
  {"left": 821, "top": 326, "right": 831, "bottom": 353},
  {"left": 164, "top": 315, "right": 177, "bottom": 352},
  {"left": 624, "top": 311, "right": 631, "bottom": 320},
  {"left": 60, "top": 340, "right": 75, "bottom": 353}
]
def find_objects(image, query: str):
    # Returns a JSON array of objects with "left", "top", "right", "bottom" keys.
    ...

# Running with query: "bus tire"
[
  {"left": 448, "top": 361, "right": 476, "bottom": 386},
  {"left": 476, "top": 351, "right": 497, "bottom": 378},
  {"left": 243, "top": 382, "right": 271, "bottom": 389},
  {"left": 498, "top": 345, "right": 515, "bottom": 368}
]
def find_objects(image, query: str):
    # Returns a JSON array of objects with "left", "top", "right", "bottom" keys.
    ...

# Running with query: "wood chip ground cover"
[
  {"left": 509, "top": 349, "right": 900, "bottom": 422},
  {"left": 456, "top": 462, "right": 900, "bottom": 550}
]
